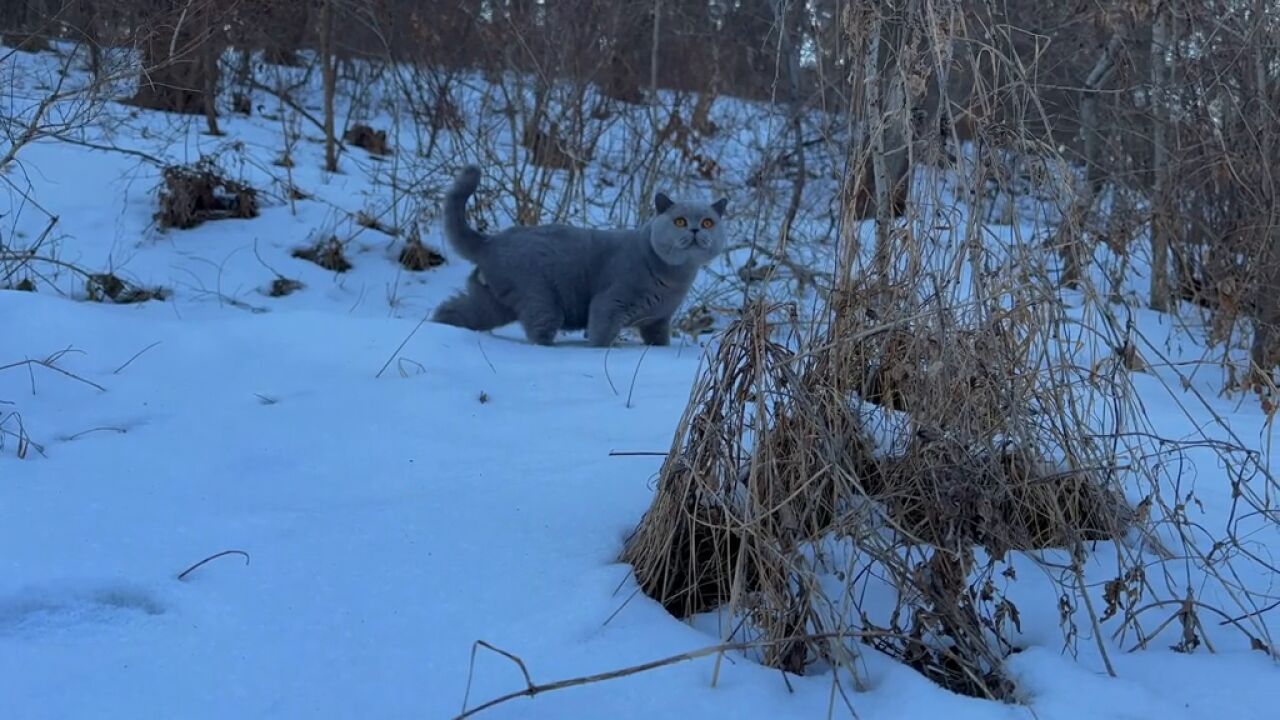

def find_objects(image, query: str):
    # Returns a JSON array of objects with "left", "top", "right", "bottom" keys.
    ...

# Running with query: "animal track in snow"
[{"left": 0, "top": 580, "right": 165, "bottom": 637}]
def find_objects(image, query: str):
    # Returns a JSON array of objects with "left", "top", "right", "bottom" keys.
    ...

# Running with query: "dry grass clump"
[
  {"left": 623, "top": 302, "right": 885, "bottom": 674},
  {"left": 623, "top": 479, "right": 758, "bottom": 618},
  {"left": 156, "top": 160, "right": 259, "bottom": 230},
  {"left": 520, "top": 121, "right": 581, "bottom": 170},
  {"left": 398, "top": 237, "right": 445, "bottom": 271},
  {"left": 344, "top": 124, "right": 392, "bottom": 156},
  {"left": 85, "top": 272, "right": 170, "bottom": 304},
  {"left": 622, "top": 306, "right": 801, "bottom": 618},
  {"left": 428, "top": 94, "right": 465, "bottom": 132},
  {"left": 622, "top": 270, "right": 1150, "bottom": 700},
  {"left": 355, "top": 211, "right": 400, "bottom": 236},
  {"left": 267, "top": 277, "right": 303, "bottom": 297},
  {"left": 292, "top": 236, "right": 352, "bottom": 272},
  {"left": 621, "top": 315, "right": 757, "bottom": 619},
  {"left": 877, "top": 437, "right": 1131, "bottom": 555},
  {"left": 674, "top": 304, "right": 717, "bottom": 339},
  {"left": 822, "top": 291, "right": 1133, "bottom": 555},
  {"left": 623, "top": 222, "right": 1278, "bottom": 700}
]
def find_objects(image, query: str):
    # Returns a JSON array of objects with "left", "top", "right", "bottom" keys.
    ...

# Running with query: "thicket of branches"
[
  {"left": 620, "top": 0, "right": 1280, "bottom": 704},
  {"left": 9, "top": 0, "right": 1277, "bottom": 379},
  {"left": 402, "top": 0, "right": 1278, "bottom": 390}
]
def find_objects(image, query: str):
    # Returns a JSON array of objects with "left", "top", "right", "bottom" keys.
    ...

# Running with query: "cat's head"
[{"left": 648, "top": 193, "right": 728, "bottom": 267}]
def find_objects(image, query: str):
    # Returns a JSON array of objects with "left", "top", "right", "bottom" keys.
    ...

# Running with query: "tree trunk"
[
  {"left": 649, "top": 0, "right": 662, "bottom": 105},
  {"left": 1054, "top": 28, "right": 1124, "bottom": 289},
  {"left": 260, "top": 1, "right": 307, "bottom": 67},
  {"left": 1250, "top": 235, "right": 1280, "bottom": 380},
  {"left": 132, "top": 1, "right": 222, "bottom": 118},
  {"left": 200, "top": 4, "right": 221, "bottom": 136},
  {"left": 847, "top": 5, "right": 910, "bottom": 225},
  {"left": 839, "top": 8, "right": 883, "bottom": 276},
  {"left": 0, "top": 0, "right": 46, "bottom": 50},
  {"left": 1248, "top": 0, "right": 1279, "bottom": 382},
  {"left": 866, "top": 10, "right": 892, "bottom": 271},
  {"left": 1149, "top": 3, "right": 1172, "bottom": 311},
  {"left": 0, "top": 0, "right": 31, "bottom": 30},
  {"left": 85, "top": 2, "right": 101, "bottom": 78},
  {"left": 320, "top": 0, "right": 337, "bottom": 172},
  {"left": 919, "top": 0, "right": 957, "bottom": 169}
]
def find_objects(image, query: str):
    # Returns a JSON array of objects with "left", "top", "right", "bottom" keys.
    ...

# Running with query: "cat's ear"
[
  {"left": 654, "top": 192, "right": 674, "bottom": 214},
  {"left": 711, "top": 198, "right": 728, "bottom": 217}
]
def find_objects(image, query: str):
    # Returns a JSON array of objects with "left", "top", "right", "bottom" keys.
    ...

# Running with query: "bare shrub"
[
  {"left": 520, "top": 122, "right": 580, "bottom": 171},
  {"left": 267, "top": 277, "right": 303, "bottom": 297},
  {"left": 674, "top": 304, "right": 717, "bottom": 340},
  {"left": 397, "top": 237, "right": 444, "bottom": 272},
  {"left": 626, "top": 236, "right": 1269, "bottom": 700},
  {"left": 876, "top": 437, "right": 1131, "bottom": 555},
  {"left": 85, "top": 272, "right": 170, "bottom": 304},
  {"left": 621, "top": 305, "right": 807, "bottom": 620},
  {"left": 156, "top": 161, "right": 259, "bottom": 230},
  {"left": 352, "top": 210, "right": 398, "bottom": 236},
  {"left": 292, "top": 236, "right": 352, "bottom": 273},
  {"left": 953, "top": 0, "right": 1280, "bottom": 395},
  {"left": 344, "top": 124, "right": 392, "bottom": 156},
  {"left": 623, "top": 0, "right": 1279, "bottom": 703},
  {"left": 2, "top": 31, "right": 52, "bottom": 53}
]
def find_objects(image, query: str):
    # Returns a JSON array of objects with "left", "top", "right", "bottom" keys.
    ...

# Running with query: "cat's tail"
[{"left": 443, "top": 165, "right": 487, "bottom": 263}]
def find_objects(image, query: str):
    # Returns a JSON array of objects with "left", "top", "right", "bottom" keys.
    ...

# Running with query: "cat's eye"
[
  {"left": 700, "top": 218, "right": 715, "bottom": 229},
  {"left": 674, "top": 217, "right": 688, "bottom": 228}
]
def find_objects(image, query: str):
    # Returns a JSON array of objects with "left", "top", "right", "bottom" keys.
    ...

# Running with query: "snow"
[{"left": 3, "top": 44, "right": 1278, "bottom": 719}]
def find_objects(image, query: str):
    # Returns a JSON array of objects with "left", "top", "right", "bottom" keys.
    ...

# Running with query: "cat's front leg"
[
  {"left": 586, "top": 297, "right": 626, "bottom": 347},
  {"left": 637, "top": 316, "right": 672, "bottom": 346}
]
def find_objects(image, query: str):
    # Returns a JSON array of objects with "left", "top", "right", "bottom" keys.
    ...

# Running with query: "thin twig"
[
  {"left": 1218, "top": 598, "right": 1280, "bottom": 626},
  {"left": 376, "top": 314, "right": 430, "bottom": 379},
  {"left": 455, "top": 631, "right": 887, "bottom": 720},
  {"left": 476, "top": 340, "right": 497, "bottom": 374},
  {"left": 64, "top": 426, "right": 127, "bottom": 441},
  {"left": 113, "top": 342, "right": 162, "bottom": 375},
  {"left": 0, "top": 358, "right": 106, "bottom": 393},
  {"left": 625, "top": 345, "right": 651, "bottom": 409},
  {"left": 177, "top": 550, "right": 251, "bottom": 581}
]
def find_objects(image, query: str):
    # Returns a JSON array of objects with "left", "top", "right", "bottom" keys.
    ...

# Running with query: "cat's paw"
[
  {"left": 586, "top": 324, "right": 623, "bottom": 347},
  {"left": 523, "top": 326, "right": 559, "bottom": 346},
  {"left": 638, "top": 319, "right": 673, "bottom": 346}
]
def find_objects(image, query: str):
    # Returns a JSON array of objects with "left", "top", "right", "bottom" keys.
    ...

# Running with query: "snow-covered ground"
[{"left": 3, "top": 44, "right": 1277, "bottom": 719}]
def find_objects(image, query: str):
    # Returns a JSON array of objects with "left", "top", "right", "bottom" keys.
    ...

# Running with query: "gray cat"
[{"left": 431, "top": 166, "right": 727, "bottom": 347}]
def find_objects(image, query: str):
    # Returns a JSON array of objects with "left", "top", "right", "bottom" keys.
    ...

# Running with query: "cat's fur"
[{"left": 432, "top": 166, "right": 728, "bottom": 347}]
